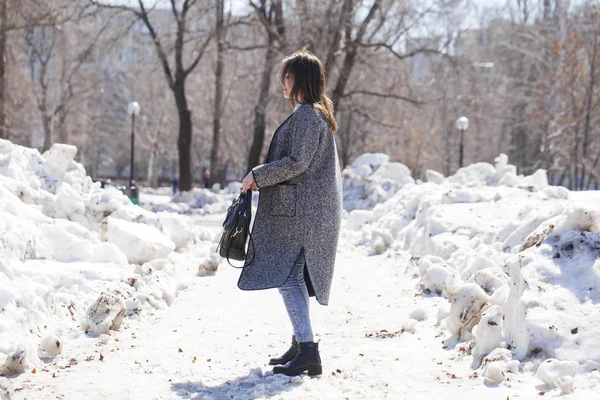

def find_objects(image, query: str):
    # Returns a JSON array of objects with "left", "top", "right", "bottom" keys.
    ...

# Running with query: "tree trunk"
[
  {"left": 173, "top": 81, "right": 192, "bottom": 191},
  {"left": 584, "top": 152, "right": 600, "bottom": 189},
  {"left": 339, "top": 110, "right": 352, "bottom": 167},
  {"left": 42, "top": 114, "right": 53, "bottom": 152},
  {"left": 331, "top": 45, "right": 357, "bottom": 114},
  {"left": 580, "top": 31, "right": 598, "bottom": 191},
  {"left": 570, "top": 78, "right": 582, "bottom": 190},
  {"left": 556, "top": 169, "right": 567, "bottom": 187},
  {"left": 441, "top": 85, "right": 452, "bottom": 176},
  {"left": 330, "top": 0, "right": 380, "bottom": 112},
  {"left": 543, "top": 0, "right": 551, "bottom": 20},
  {"left": 330, "top": 44, "right": 358, "bottom": 167},
  {"left": 147, "top": 140, "right": 159, "bottom": 188},
  {"left": 0, "top": 0, "right": 7, "bottom": 140},
  {"left": 247, "top": 35, "right": 276, "bottom": 173},
  {"left": 324, "top": 0, "right": 351, "bottom": 80},
  {"left": 40, "top": 78, "right": 53, "bottom": 152},
  {"left": 211, "top": 0, "right": 224, "bottom": 185}
]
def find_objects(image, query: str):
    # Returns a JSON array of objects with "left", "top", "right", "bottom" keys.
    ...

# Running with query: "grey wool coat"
[{"left": 237, "top": 102, "right": 342, "bottom": 305}]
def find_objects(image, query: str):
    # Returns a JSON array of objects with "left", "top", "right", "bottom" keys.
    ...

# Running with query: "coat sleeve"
[{"left": 251, "top": 110, "right": 321, "bottom": 188}]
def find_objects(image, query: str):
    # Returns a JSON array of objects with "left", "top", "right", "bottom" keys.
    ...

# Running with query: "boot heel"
[{"left": 308, "top": 365, "right": 322, "bottom": 376}]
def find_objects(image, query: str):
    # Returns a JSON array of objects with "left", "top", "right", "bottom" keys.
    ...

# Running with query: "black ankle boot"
[
  {"left": 272, "top": 341, "right": 322, "bottom": 376},
  {"left": 269, "top": 335, "right": 299, "bottom": 366}
]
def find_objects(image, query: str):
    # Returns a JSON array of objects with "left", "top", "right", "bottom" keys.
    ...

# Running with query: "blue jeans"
[{"left": 278, "top": 250, "right": 314, "bottom": 343}]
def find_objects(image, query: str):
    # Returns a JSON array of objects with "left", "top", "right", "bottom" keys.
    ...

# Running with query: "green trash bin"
[
  {"left": 128, "top": 183, "right": 140, "bottom": 205},
  {"left": 116, "top": 182, "right": 140, "bottom": 205}
]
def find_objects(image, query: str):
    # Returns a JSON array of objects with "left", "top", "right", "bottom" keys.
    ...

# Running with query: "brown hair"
[{"left": 279, "top": 51, "right": 338, "bottom": 133}]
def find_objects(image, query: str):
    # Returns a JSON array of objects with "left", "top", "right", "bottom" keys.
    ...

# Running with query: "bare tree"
[
  {"left": 211, "top": 0, "right": 225, "bottom": 185},
  {"left": 92, "top": 0, "right": 214, "bottom": 191},
  {"left": 0, "top": 0, "right": 7, "bottom": 139},
  {"left": 0, "top": 0, "right": 76, "bottom": 140},
  {"left": 23, "top": 10, "right": 108, "bottom": 151},
  {"left": 245, "top": 0, "right": 286, "bottom": 173}
]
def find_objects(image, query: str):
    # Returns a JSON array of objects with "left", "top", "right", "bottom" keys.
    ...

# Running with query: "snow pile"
[
  {"left": 102, "top": 217, "right": 175, "bottom": 264},
  {"left": 0, "top": 140, "right": 196, "bottom": 262},
  {"left": 171, "top": 183, "right": 238, "bottom": 214},
  {"left": 342, "top": 152, "right": 600, "bottom": 394},
  {"left": 0, "top": 376, "right": 12, "bottom": 400},
  {"left": 84, "top": 292, "right": 127, "bottom": 336},
  {"left": 342, "top": 153, "right": 414, "bottom": 211},
  {"left": 447, "top": 154, "right": 552, "bottom": 191},
  {"left": 0, "top": 139, "right": 217, "bottom": 374},
  {"left": 472, "top": 305, "right": 505, "bottom": 368},
  {"left": 38, "top": 334, "right": 62, "bottom": 359},
  {"left": 535, "top": 358, "right": 579, "bottom": 393},
  {"left": 2, "top": 350, "right": 27, "bottom": 375},
  {"left": 502, "top": 205, "right": 600, "bottom": 370}
]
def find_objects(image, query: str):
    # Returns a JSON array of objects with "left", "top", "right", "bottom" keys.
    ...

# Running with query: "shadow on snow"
[{"left": 171, "top": 368, "right": 303, "bottom": 399}]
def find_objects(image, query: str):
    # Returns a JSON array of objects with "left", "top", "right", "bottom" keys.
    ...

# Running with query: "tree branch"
[
  {"left": 248, "top": 0, "right": 283, "bottom": 45},
  {"left": 354, "top": 0, "right": 382, "bottom": 43},
  {"left": 223, "top": 41, "right": 268, "bottom": 51},
  {"left": 341, "top": 89, "right": 424, "bottom": 106},
  {"left": 183, "top": 33, "right": 214, "bottom": 78},
  {"left": 170, "top": 0, "right": 181, "bottom": 22},
  {"left": 135, "top": 0, "right": 175, "bottom": 87}
]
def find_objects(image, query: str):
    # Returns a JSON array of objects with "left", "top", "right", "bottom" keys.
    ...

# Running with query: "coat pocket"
[{"left": 271, "top": 184, "right": 297, "bottom": 217}]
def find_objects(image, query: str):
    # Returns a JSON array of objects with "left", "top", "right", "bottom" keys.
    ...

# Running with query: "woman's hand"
[{"left": 241, "top": 171, "right": 258, "bottom": 193}]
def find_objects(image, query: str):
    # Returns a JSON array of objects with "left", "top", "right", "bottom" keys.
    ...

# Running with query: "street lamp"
[
  {"left": 455, "top": 116, "right": 469, "bottom": 168},
  {"left": 127, "top": 101, "right": 141, "bottom": 204}
]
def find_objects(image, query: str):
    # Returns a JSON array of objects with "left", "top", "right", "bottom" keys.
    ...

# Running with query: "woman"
[{"left": 239, "top": 51, "right": 342, "bottom": 377}]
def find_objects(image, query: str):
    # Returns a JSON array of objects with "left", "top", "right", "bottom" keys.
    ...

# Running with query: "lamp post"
[
  {"left": 455, "top": 116, "right": 469, "bottom": 168},
  {"left": 127, "top": 101, "right": 141, "bottom": 204}
]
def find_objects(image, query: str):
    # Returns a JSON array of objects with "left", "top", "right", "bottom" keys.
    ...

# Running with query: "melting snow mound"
[
  {"left": 343, "top": 153, "right": 414, "bottom": 211},
  {"left": 0, "top": 139, "right": 211, "bottom": 374},
  {"left": 85, "top": 292, "right": 127, "bottom": 336},
  {"left": 341, "top": 151, "right": 599, "bottom": 394}
]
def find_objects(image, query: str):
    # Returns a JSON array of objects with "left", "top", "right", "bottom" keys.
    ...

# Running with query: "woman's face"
[{"left": 281, "top": 72, "right": 293, "bottom": 99}]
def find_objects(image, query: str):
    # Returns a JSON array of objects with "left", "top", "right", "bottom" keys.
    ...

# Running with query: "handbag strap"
[{"left": 225, "top": 228, "right": 255, "bottom": 269}]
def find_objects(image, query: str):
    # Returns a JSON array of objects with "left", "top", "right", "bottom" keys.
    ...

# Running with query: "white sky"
[
  {"left": 101, "top": 0, "right": 585, "bottom": 30},
  {"left": 102, "top": 0, "right": 250, "bottom": 13}
]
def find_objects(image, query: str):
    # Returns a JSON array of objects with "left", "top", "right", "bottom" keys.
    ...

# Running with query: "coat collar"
[{"left": 294, "top": 101, "right": 310, "bottom": 112}]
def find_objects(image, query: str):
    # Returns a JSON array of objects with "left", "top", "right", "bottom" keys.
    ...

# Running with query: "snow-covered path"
[
  {"left": 3, "top": 142, "right": 600, "bottom": 399},
  {"left": 12, "top": 240, "right": 549, "bottom": 400}
]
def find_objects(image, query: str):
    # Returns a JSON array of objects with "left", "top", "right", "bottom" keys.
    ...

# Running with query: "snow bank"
[
  {"left": 0, "top": 139, "right": 215, "bottom": 374},
  {"left": 171, "top": 184, "right": 238, "bottom": 214},
  {"left": 342, "top": 152, "right": 600, "bottom": 394},
  {"left": 102, "top": 217, "right": 175, "bottom": 264},
  {"left": 342, "top": 153, "right": 414, "bottom": 211}
]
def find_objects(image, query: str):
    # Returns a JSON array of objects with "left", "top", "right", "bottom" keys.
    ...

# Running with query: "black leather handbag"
[{"left": 216, "top": 190, "right": 253, "bottom": 267}]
